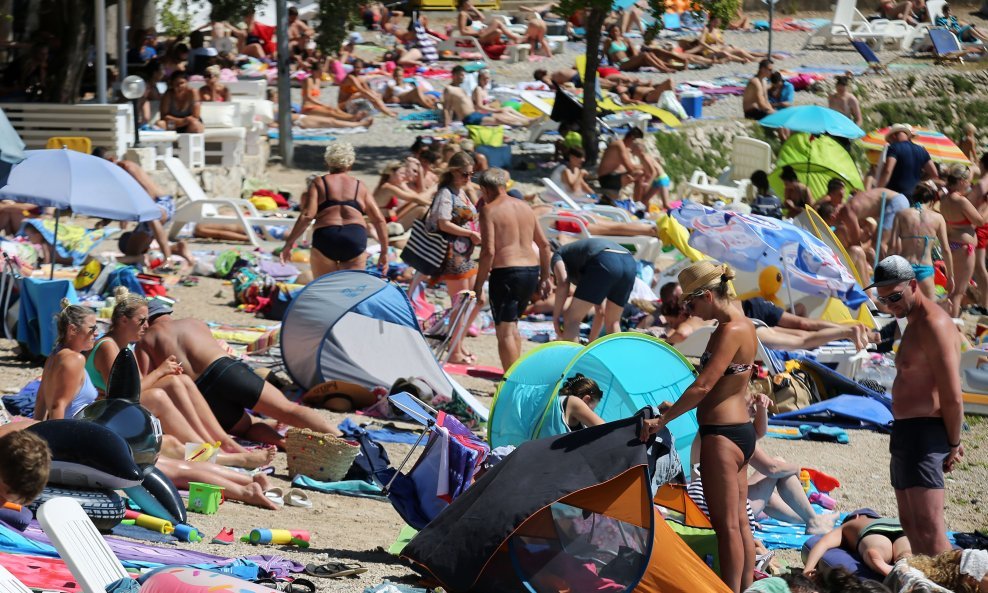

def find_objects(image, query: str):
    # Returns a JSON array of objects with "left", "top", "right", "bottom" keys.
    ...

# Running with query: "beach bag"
[
  {"left": 467, "top": 125, "right": 504, "bottom": 147},
  {"left": 400, "top": 200, "right": 448, "bottom": 276},
  {"left": 284, "top": 428, "right": 360, "bottom": 481},
  {"left": 766, "top": 369, "right": 817, "bottom": 413}
]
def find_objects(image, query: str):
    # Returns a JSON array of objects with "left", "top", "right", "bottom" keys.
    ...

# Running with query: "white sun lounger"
[
  {"left": 37, "top": 497, "right": 130, "bottom": 593},
  {"left": 0, "top": 564, "right": 32, "bottom": 593}
]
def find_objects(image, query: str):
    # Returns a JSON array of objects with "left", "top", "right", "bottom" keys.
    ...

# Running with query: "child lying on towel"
[{"left": 803, "top": 508, "right": 912, "bottom": 578}]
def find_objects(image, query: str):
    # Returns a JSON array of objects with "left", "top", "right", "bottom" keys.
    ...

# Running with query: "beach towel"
[
  {"left": 2, "top": 379, "right": 39, "bottom": 416},
  {"left": 413, "top": 20, "right": 439, "bottom": 63},
  {"left": 399, "top": 110, "right": 441, "bottom": 122},
  {"left": 0, "top": 552, "right": 82, "bottom": 592},
  {"left": 291, "top": 475, "right": 387, "bottom": 500},
  {"left": 338, "top": 417, "right": 423, "bottom": 445},
  {"left": 18, "top": 219, "right": 115, "bottom": 266}
]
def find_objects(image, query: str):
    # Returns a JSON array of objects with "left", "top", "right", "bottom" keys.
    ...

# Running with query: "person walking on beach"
[
  {"left": 869, "top": 255, "right": 964, "bottom": 557},
  {"left": 473, "top": 168, "right": 552, "bottom": 370},
  {"left": 742, "top": 60, "right": 775, "bottom": 121},
  {"left": 878, "top": 124, "right": 939, "bottom": 199}
]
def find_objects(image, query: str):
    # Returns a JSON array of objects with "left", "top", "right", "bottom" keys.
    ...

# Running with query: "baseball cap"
[
  {"left": 865, "top": 255, "right": 915, "bottom": 290},
  {"left": 147, "top": 299, "right": 173, "bottom": 321}
]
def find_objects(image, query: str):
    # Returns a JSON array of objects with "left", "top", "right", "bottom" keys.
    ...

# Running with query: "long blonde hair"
[
  {"left": 109, "top": 286, "right": 147, "bottom": 333},
  {"left": 906, "top": 551, "right": 975, "bottom": 593},
  {"left": 54, "top": 299, "right": 91, "bottom": 347}
]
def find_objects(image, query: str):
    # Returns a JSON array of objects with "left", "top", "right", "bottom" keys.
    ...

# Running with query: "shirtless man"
[
  {"left": 597, "top": 128, "right": 645, "bottom": 201},
  {"left": 828, "top": 76, "right": 862, "bottom": 127},
  {"left": 444, "top": 65, "right": 538, "bottom": 128},
  {"left": 837, "top": 187, "right": 910, "bottom": 281},
  {"left": 287, "top": 6, "right": 315, "bottom": 49},
  {"left": 870, "top": 255, "right": 963, "bottom": 556},
  {"left": 813, "top": 178, "right": 847, "bottom": 213},
  {"left": 742, "top": 60, "right": 775, "bottom": 121},
  {"left": 136, "top": 301, "right": 342, "bottom": 447},
  {"left": 473, "top": 168, "right": 552, "bottom": 369},
  {"left": 890, "top": 183, "right": 952, "bottom": 299}
]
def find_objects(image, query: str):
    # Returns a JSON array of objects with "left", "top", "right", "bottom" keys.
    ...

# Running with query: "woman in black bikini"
[
  {"left": 640, "top": 260, "right": 758, "bottom": 593},
  {"left": 157, "top": 71, "right": 204, "bottom": 133},
  {"left": 280, "top": 142, "right": 389, "bottom": 279}
]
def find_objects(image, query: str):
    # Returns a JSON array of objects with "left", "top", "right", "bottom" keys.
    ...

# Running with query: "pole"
[
  {"left": 780, "top": 254, "right": 796, "bottom": 314},
  {"left": 873, "top": 192, "right": 887, "bottom": 273},
  {"left": 95, "top": 0, "right": 107, "bottom": 104},
  {"left": 50, "top": 209, "right": 60, "bottom": 280},
  {"left": 117, "top": 0, "right": 128, "bottom": 86},
  {"left": 275, "top": 0, "right": 293, "bottom": 166},
  {"left": 132, "top": 98, "right": 140, "bottom": 147},
  {"left": 768, "top": 0, "right": 775, "bottom": 58}
]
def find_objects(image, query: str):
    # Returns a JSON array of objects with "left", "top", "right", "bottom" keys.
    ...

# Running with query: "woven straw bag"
[{"left": 285, "top": 428, "right": 360, "bottom": 481}]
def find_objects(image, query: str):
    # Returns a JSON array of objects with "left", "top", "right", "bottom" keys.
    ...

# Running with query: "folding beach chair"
[
  {"left": 850, "top": 39, "right": 890, "bottom": 73},
  {"left": 36, "top": 497, "right": 130, "bottom": 593},
  {"left": 423, "top": 290, "right": 478, "bottom": 364},
  {"left": 929, "top": 27, "right": 967, "bottom": 62},
  {"left": 377, "top": 392, "right": 489, "bottom": 530}
]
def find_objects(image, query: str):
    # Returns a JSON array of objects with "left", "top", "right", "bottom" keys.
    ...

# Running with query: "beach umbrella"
[
  {"left": 674, "top": 203, "right": 868, "bottom": 308},
  {"left": 0, "top": 107, "right": 26, "bottom": 187},
  {"left": 768, "top": 133, "right": 864, "bottom": 200},
  {"left": 759, "top": 105, "right": 865, "bottom": 139},
  {"left": 0, "top": 148, "right": 160, "bottom": 278},
  {"left": 858, "top": 126, "right": 970, "bottom": 164}
]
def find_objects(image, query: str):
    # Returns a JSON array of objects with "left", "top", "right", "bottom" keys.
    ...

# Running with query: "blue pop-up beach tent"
[{"left": 488, "top": 333, "right": 699, "bottom": 477}]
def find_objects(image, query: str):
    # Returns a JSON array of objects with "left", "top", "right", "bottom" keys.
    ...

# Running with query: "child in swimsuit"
[
  {"left": 558, "top": 374, "right": 605, "bottom": 431},
  {"left": 803, "top": 508, "right": 912, "bottom": 577}
]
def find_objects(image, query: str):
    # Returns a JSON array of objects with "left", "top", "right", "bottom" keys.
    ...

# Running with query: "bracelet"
[{"left": 949, "top": 441, "right": 961, "bottom": 448}]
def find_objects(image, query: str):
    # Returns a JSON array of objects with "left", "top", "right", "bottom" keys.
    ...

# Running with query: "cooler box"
[{"left": 680, "top": 91, "right": 703, "bottom": 119}]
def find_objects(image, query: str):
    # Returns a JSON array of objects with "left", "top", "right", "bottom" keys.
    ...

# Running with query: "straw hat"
[
  {"left": 387, "top": 222, "right": 412, "bottom": 244},
  {"left": 678, "top": 260, "right": 736, "bottom": 300},
  {"left": 885, "top": 123, "right": 914, "bottom": 141}
]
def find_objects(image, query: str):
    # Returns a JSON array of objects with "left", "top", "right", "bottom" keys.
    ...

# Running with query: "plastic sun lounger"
[
  {"left": 0, "top": 564, "right": 32, "bottom": 593},
  {"left": 850, "top": 40, "right": 890, "bottom": 73},
  {"left": 37, "top": 497, "right": 130, "bottom": 593}
]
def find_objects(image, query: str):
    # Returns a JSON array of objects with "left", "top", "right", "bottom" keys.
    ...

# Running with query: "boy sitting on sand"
[
  {"left": 0, "top": 424, "right": 51, "bottom": 505},
  {"left": 803, "top": 508, "right": 912, "bottom": 577}
]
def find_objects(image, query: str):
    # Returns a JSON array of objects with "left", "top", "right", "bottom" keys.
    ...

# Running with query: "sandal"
[
  {"left": 285, "top": 488, "right": 313, "bottom": 509},
  {"left": 256, "top": 578, "right": 317, "bottom": 592},
  {"left": 263, "top": 487, "right": 285, "bottom": 507},
  {"left": 304, "top": 562, "right": 368, "bottom": 579}
]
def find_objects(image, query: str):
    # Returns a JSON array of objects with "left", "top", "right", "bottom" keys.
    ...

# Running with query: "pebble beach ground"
[{"left": 2, "top": 10, "right": 988, "bottom": 590}]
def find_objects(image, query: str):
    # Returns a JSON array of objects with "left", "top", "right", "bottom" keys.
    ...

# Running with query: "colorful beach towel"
[
  {"left": 18, "top": 219, "right": 116, "bottom": 266},
  {"left": 0, "top": 552, "right": 83, "bottom": 592}
]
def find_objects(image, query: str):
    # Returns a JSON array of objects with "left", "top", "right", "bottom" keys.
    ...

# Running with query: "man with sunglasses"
[{"left": 868, "top": 255, "right": 963, "bottom": 556}]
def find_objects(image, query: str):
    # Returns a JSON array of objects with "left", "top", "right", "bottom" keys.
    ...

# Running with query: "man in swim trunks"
[
  {"left": 473, "top": 168, "right": 552, "bottom": 370},
  {"left": 551, "top": 238, "right": 637, "bottom": 342},
  {"left": 742, "top": 60, "right": 775, "bottom": 121},
  {"left": 870, "top": 256, "right": 963, "bottom": 556},
  {"left": 803, "top": 508, "right": 911, "bottom": 577},
  {"left": 597, "top": 128, "right": 644, "bottom": 203},
  {"left": 443, "top": 65, "right": 539, "bottom": 128},
  {"left": 136, "top": 301, "right": 342, "bottom": 446}
]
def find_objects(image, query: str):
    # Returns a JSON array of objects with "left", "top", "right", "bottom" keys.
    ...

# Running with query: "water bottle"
[{"left": 799, "top": 469, "right": 811, "bottom": 494}]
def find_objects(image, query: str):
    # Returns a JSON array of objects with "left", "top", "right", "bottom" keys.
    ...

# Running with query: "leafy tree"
[
  {"left": 646, "top": 0, "right": 739, "bottom": 33},
  {"left": 208, "top": 0, "right": 266, "bottom": 23},
  {"left": 158, "top": 0, "right": 197, "bottom": 39},
  {"left": 316, "top": 0, "right": 363, "bottom": 55}
]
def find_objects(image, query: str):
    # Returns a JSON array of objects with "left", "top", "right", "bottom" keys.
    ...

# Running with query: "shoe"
[
  {"left": 212, "top": 527, "right": 235, "bottom": 545},
  {"left": 264, "top": 487, "right": 285, "bottom": 507},
  {"left": 285, "top": 488, "right": 313, "bottom": 508}
]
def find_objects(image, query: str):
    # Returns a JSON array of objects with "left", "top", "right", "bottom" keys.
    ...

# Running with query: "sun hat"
[
  {"left": 885, "top": 123, "right": 914, "bottom": 141},
  {"left": 678, "top": 260, "right": 736, "bottom": 300},
  {"left": 147, "top": 299, "right": 173, "bottom": 321},
  {"left": 865, "top": 255, "right": 915, "bottom": 289},
  {"left": 387, "top": 222, "right": 411, "bottom": 243}
]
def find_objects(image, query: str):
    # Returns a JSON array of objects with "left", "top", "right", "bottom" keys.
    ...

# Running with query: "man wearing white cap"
[
  {"left": 869, "top": 255, "right": 963, "bottom": 557},
  {"left": 878, "top": 123, "right": 939, "bottom": 198}
]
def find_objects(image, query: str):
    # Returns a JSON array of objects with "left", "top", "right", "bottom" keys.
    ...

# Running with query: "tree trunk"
[
  {"left": 39, "top": 0, "right": 92, "bottom": 103},
  {"left": 581, "top": 7, "right": 607, "bottom": 167},
  {"left": 130, "top": 0, "right": 157, "bottom": 32}
]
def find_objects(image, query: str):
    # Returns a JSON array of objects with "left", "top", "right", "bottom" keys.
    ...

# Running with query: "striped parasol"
[{"left": 858, "top": 126, "right": 971, "bottom": 164}]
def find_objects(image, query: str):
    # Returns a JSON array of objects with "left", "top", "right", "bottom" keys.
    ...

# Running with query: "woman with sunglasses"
[
  {"left": 427, "top": 152, "right": 482, "bottom": 364},
  {"left": 35, "top": 301, "right": 99, "bottom": 420},
  {"left": 640, "top": 260, "right": 758, "bottom": 593},
  {"left": 198, "top": 65, "right": 230, "bottom": 102},
  {"left": 85, "top": 288, "right": 266, "bottom": 462}
]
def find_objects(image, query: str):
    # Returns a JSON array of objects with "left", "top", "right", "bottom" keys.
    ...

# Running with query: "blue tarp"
[{"left": 770, "top": 395, "right": 894, "bottom": 432}]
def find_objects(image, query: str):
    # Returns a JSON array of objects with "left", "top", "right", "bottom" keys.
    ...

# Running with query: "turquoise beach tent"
[{"left": 488, "top": 333, "right": 699, "bottom": 477}]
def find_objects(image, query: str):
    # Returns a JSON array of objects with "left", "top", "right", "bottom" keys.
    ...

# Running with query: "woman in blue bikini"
[
  {"left": 603, "top": 25, "right": 676, "bottom": 73},
  {"left": 891, "top": 183, "right": 953, "bottom": 300},
  {"left": 640, "top": 260, "right": 758, "bottom": 593}
]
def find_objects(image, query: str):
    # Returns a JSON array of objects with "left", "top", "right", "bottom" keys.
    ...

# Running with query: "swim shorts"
[
  {"left": 882, "top": 192, "right": 909, "bottom": 230},
  {"left": 651, "top": 174, "right": 670, "bottom": 189},
  {"left": 889, "top": 416, "right": 950, "bottom": 490},
  {"left": 488, "top": 265, "right": 539, "bottom": 324},
  {"left": 195, "top": 357, "right": 266, "bottom": 431},
  {"left": 598, "top": 173, "right": 623, "bottom": 192},
  {"left": 911, "top": 263, "right": 935, "bottom": 281},
  {"left": 462, "top": 112, "right": 486, "bottom": 126},
  {"left": 977, "top": 225, "right": 988, "bottom": 250},
  {"left": 573, "top": 249, "right": 636, "bottom": 307},
  {"left": 744, "top": 108, "right": 769, "bottom": 121}
]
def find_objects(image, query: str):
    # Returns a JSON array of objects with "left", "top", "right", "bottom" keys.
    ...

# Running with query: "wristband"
[{"left": 949, "top": 441, "right": 961, "bottom": 448}]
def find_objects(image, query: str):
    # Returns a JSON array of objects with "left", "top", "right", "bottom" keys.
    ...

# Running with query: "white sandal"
[
  {"left": 263, "top": 487, "right": 285, "bottom": 507},
  {"left": 285, "top": 488, "right": 313, "bottom": 508}
]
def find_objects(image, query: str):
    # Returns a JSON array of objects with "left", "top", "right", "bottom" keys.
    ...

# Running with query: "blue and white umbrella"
[{"left": 672, "top": 203, "right": 868, "bottom": 307}]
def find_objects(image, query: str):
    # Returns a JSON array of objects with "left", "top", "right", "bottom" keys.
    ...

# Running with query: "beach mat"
[
  {"left": 770, "top": 395, "right": 893, "bottom": 432},
  {"left": 291, "top": 475, "right": 387, "bottom": 500},
  {"left": 338, "top": 417, "right": 423, "bottom": 445},
  {"left": 0, "top": 552, "right": 83, "bottom": 592}
]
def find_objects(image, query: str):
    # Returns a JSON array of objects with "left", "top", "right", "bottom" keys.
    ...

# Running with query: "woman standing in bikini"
[
  {"left": 941, "top": 164, "right": 984, "bottom": 317},
  {"left": 640, "top": 260, "right": 758, "bottom": 593},
  {"left": 891, "top": 184, "right": 952, "bottom": 300},
  {"left": 280, "top": 143, "right": 389, "bottom": 279}
]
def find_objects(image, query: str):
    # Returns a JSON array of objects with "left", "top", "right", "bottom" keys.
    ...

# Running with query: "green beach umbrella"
[{"left": 768, "top": 133, "right": 864, "bottom": 200}]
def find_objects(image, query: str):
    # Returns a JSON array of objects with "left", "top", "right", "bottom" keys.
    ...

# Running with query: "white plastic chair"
[
  {"left": 683, "top": 136, "right": 769, "bottom": 204},
  {"left": 0, "top": 564, "right": 32, "bottom": 593},
  {"left": 163, "top": 156, "right": 298, "bottom": 247},
  {"left": 901, "top": 0, "right": 945, "bottom": 50},
  {"left": 803, "top": 0, "right": 913, "bottom": 49},
  {"left": 37, "top": 497, "right": 130, "bottom": 593}
]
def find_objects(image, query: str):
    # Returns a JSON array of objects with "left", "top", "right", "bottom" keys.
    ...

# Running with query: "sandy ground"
[{"left": 4, "top": 10, "right": 988, "bottom": 590}]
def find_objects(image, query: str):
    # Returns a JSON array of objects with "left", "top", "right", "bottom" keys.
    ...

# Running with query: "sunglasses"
[
  {"left": 682, "top": 289, "right": 708, "bottom": 308},
  {"left": 82, "top": 325, "right": 97, "bottom": 336},
  {"left": 876, "top": 291, "right": 904, "bottom": 305},
  {"left": 134, "top": 316, "right": 149, "bottom": 326},
  {"left": 455, "top": 169, "right": 474, "bottom": 177}
]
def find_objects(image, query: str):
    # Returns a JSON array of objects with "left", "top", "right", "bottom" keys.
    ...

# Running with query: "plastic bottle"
[
  {"left": 808, "top": 491, "right": 836, "bottom": 510},
  {"left": 799, "top": 469, "right": 811, "bottom": 494}
]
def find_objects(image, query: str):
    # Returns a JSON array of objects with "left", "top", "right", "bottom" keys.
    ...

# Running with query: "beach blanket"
[
  {"left": 0, "top": 552, "right": 84, "bottom": 592},
  {"left": 753, "top": 17, "right": 825, "bottom": 31},
  {"left": 399, "top": 110, "right": 441, "bottom": 122},
  {"left": 338, "top": 417, "right": 423, "bottom": 445},
  {"left": 291, "top": 475, "right": 387, "bottom": 500},
  {"left": 18, "top": 219, "right": 116, "bottom": 266}
]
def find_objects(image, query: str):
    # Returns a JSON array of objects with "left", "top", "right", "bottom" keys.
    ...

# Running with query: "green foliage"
[
  {"left": 208, "top": 0, "right": 265, "bottom": 23},
  {"left": 653, "top": 130, "right": 730, "bottom": 184},
  {"left": 947, "top": 74, "right": 976, "bottom": 94},
  {"left": 316, "top": 0, "right": 363, "bottom": 55},
  {"left": 158, "top": 0, "right": 197, "bottom": 39}
]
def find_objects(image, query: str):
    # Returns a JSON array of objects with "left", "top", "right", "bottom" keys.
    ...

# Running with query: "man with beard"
[{"left": 869, "top": 255, "right": 964, "bottom": 556}]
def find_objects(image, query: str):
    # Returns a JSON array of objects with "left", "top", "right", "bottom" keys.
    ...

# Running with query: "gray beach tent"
[{"left": 280, "top": 271, "right": 488, "bottom": 420}]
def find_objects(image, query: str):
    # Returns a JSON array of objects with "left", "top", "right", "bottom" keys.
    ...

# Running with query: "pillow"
[{"left": 199, "top": 103, "right": 238, "bottom": 128}]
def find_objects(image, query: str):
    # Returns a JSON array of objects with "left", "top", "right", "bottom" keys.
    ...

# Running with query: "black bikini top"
[
  {"left": 317, "top": 175, "right": 364, "bottom": 214},
  {"left": 700, "top": 350, "right": 754, "bottom": 376}
]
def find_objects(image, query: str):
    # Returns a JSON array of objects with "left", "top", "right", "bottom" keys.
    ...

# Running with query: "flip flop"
[
  {"left": 285, "top": 488, "right": 313, "bottom": 509},
  {"left": 263, "top": 487, "right": 285, "bottom": 507},
  {"left": 256, "top": 578, "right": 317, "bottom": 592},
  {"left": 304, "top": 562, "right": 368, "bottom": 579}
]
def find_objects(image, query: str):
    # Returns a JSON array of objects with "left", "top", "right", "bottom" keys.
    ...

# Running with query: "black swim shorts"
[
  {"left": 890, "top": 416, "right": 951, "bottom": 490},
  {"left": 195, "top": 357, "right": 265, "bottom": 431},
  {"left": 573, "top": 249, "right": 637, "bottom": 307},
  {"left": 488, "top": 265, "right": 539, "bottom": 324}
]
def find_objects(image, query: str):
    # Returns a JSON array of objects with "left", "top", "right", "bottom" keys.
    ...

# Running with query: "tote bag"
[{"left": 400, "top": 198, "right": 449, "bottom": 276}]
